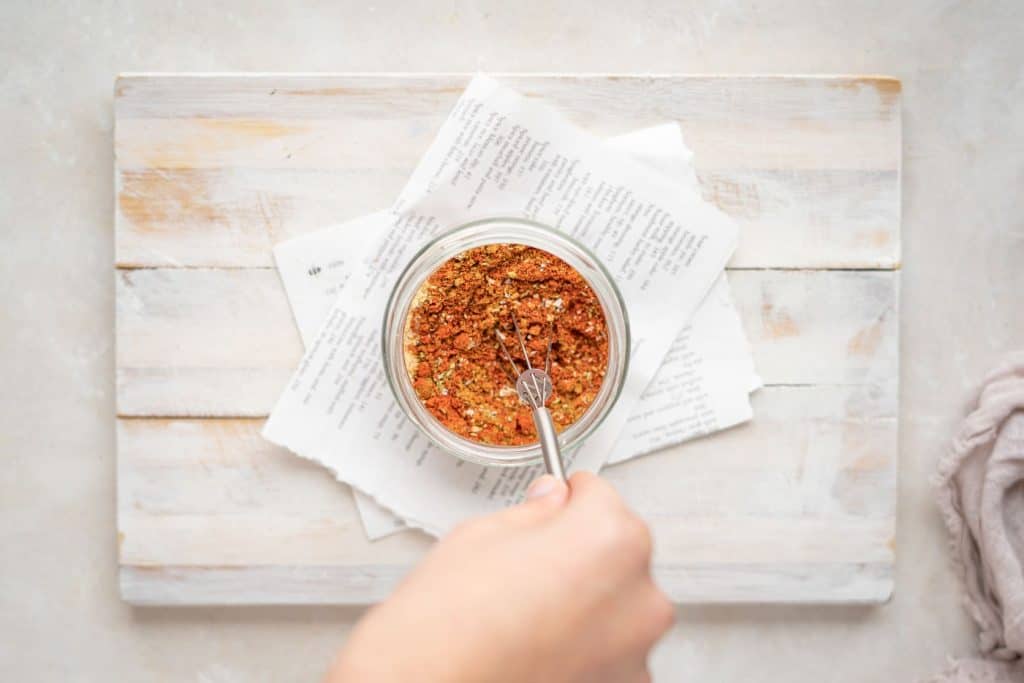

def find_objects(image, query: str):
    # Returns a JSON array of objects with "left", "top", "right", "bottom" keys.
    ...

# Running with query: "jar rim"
[{"left": 381, "top": 217, "right": 630, "bottom": 467}]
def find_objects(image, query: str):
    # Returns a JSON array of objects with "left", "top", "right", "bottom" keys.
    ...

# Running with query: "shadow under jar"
[{"left": 382, "top": 217, "right": 630, "bottom": 468}]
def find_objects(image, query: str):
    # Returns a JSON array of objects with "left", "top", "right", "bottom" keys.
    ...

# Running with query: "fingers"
[
  {"left": 592, "top": 581, "right": 673, "bottom": 681},
  {"left": 566, "top": 471, "right": 630, "bottom": 515},
  {"left": 467, "top": 474, "right": 569, "bottom": 533},
  {"left": 564, "top": 471, "right": 653, "bottom": 569},
  {"left": 637, "top": 581, "right": 676, "bottom": 645},
  {"left": 526, "top": 474, "right": 569, "bottom": 503},
  {"left": 604, "top": 575, "right": 675, "bottom": 646},
  {"left": 566, "top": 469, "right": 612, "bottom": 498}
]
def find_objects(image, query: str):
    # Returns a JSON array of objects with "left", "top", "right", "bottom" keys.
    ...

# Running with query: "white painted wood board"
[{"left": 114, "top": 74, "right": 901, "bottom": 605}]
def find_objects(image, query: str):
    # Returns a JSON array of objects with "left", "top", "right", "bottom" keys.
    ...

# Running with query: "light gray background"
[{"left": 2, "top": 1, "right": 1022, "bottom": 681}]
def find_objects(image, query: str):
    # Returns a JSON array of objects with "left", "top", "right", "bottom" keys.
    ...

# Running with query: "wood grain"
[
  {"left": 114, "top": 74, "right": 901, "bottom": 605},
  {"left": 115, "top": 268, "right": 897, "bottom": 416},
  {"left": 119, "top": 382, "right": 895, "bottom": 602},
  {"left": 120, "top": 562, "right": 894, "bottom": 606},
  {"left": 115, "top": 75, "right": 900, "bottom": 269}
]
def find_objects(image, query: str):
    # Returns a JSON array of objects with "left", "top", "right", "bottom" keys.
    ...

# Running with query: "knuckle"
[
  {"left": 592, "top": 509, "right": 652, "bottom": 561},
  {"left": 568, "top": 470, "right": 598, "bottom": 488},
  {"left": 650, "top": 591, "right": 676, "bottom": 636},
  {"left": 573, "top": 471, "right": 619, "bottom": 504},
  {"left": 615, "top": 512, "right": 653, "bottom": 561},
  {"left": 596, "top": 511, "right": 628, "bottom": 548},
  {"left": 629, "top": 516, "right": 654, "bottom": 558}
]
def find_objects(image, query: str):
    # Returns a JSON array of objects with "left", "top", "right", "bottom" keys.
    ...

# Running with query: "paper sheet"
[
  {"left": 263, "top": 75, "right": 739, "bottom": 536},
  {"left": 273, "top": 124, "right": 759, "bottom": 538},
  {"left": 611, "top": 274, "right": 760, "bottom": 463}
]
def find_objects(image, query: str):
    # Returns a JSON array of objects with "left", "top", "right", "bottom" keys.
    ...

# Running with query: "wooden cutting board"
[{"left": 115, "top": 74, "right": 901, "bottom": 605}]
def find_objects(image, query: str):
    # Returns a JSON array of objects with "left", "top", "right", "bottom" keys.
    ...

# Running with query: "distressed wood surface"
[
  {"left": 114, "top": 74, "right": 901, "bottom": 605},
  {"left": 116, "top": 268, "right": 897, "bottom": 416},
  {"left": 119, "top": 384, "right": 896, "bottom": 602},
  {"left": 115, "top": 74, "right": 900, "bottom": 270}
]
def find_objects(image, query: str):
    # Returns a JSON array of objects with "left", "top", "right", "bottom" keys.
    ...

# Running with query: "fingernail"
[{"left": 526, "top": 475, "right": 559, "bottom": 500}]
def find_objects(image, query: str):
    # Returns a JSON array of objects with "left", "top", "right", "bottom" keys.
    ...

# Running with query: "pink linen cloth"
[{"left": 925, "top": 352, "right": 1024, "bottom": 682}]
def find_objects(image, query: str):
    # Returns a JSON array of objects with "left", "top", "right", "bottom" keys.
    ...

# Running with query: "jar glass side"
[{"left": 382, "top": 217, "right": 630, "bottom": 467}]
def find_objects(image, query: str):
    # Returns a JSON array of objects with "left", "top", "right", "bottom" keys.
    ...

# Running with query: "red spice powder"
[{"left": 404, "top": 243, "right": 609, "bottom": 446}]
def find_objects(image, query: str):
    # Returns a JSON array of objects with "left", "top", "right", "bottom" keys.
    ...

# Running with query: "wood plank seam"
[{"left": 114, "top": 74, "right": 900, "bottom": 605}]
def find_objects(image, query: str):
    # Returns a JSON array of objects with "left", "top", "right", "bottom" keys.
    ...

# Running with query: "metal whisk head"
[
  {"left": 494, "top": 315, "right": 565, "bottom": 480},
  {"left": 494, "top": 315, "right": 554, "bottom": 407},
  {"left": 515, "top": 369, "right": 552, "bottom": 410}
]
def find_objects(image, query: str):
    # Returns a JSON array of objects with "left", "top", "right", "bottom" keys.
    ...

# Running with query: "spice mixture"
[{"left": 404, "top": 243, "right": 609, "bottom": 446}]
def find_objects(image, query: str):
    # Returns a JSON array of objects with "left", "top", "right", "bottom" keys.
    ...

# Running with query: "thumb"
[
  {"left": 526, "top": 474, "right": 570, "bottom": 504},
  {"left": 520, "top": 479, "right": 569, "bottom": 509},
  {"left": 490, "top": 475, "right": 569, "bottom": 528},
  {"left": 486, "top": 475, "right": 569, "bottom": 530}
]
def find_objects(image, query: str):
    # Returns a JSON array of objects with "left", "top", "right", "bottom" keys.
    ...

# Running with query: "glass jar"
[{"left": 382, "top": 217, "right": 630, "bottom": 468}]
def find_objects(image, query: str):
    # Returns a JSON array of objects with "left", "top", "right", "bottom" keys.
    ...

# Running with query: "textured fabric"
[
  {"left": 929, "top": 351, "right": 1024, "bottom": 681},
  {"left": 923, "top": 657, "right": 1024, "bottom": 683}
]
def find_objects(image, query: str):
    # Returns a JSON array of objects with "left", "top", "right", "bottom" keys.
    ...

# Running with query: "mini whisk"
[{"left": 495, "top": 316, "right": 566, "bottom": 481}]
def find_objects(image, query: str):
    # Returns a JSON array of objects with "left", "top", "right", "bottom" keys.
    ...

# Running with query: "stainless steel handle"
[{"left": 531, "top": 406, "right": 566, "bottom": 481}]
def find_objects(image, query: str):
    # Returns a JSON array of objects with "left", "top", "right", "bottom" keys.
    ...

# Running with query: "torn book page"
[
  {"left": 273, "top": 125, "right": 758, "bottom": 538},
  {"left": 263, "top": 75, "right": 738, "bottom": 536}
]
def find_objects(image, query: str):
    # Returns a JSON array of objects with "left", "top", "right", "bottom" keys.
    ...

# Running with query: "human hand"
[{"left": 327, "top": 471, "right": 673, "bottom": 683}]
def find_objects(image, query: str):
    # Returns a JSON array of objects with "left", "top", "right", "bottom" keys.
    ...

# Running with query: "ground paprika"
[{"left": 404, "top": 243, "right": 609, "bottom": 446}]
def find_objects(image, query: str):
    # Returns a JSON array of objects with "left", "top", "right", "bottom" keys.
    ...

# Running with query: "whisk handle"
[{"left": 532, "top": 406, "right": 566, "bottom": 481}]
